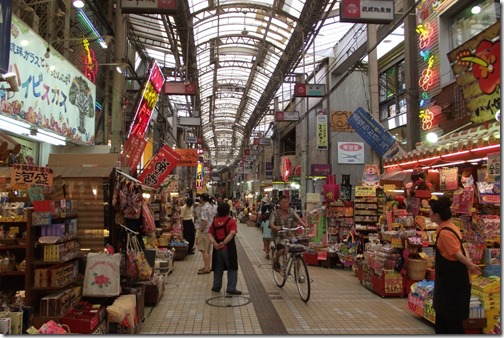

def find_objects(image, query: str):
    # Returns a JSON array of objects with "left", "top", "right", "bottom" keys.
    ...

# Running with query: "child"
[{"left": 261, "top": 211, "right": 272, "bottom": 259}]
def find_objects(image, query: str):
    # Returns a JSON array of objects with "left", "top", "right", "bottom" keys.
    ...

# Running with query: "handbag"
[
  {"left": 83, "top": 252, "right": 122, "bottom": 297},
  {"left": 125, "top": 233, "right": 139, "bottom": 279},
  {"left": 130, "top": 235, "right": 152, "bottom": 280}
]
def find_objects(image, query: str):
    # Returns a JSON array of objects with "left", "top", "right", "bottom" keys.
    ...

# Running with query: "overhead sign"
[
  {"left": 338, "top": 142, "right": 364, "bottom": 164},
  {"left": 253, "top": 138, "right": 271, "bottom": 145},
  {"left": 347, "top": 107, "right": 401, "bottom": 159},
  {"left": 121, "top": 0, "right": 177, "bottom": 14},
  {"left": 185, "top": 135, "right": 197, "bottom": 143},
  {"left": 340, "top": 0, "right": 394, "bottom": 24},
  {"left": 178, "top": 117, "right": 201, "bottom": 126},
  {"left": 127, "top": 60, "right": 164, "bottom": 138},
  {"left": 294, "top": 83, "right": 325, "bottom": 97},
  {"left": 137, "top": 145, "right": 181, "bottom": 188},
  {"left": 122, "top": 134, "right": 148, "bottom": 170},
  {"left": 164, "top": 81, "right": 197, "bottom": 95},
  {"left": 275, "top": 111, "right": 299, "bottom": 122},
  {"left": 0, "top": 0, "right": 12, "bottom": 74},
  {"left": 6, "top": 16, "right": 96, "bottom": 144},
  {"left": 174, "top": 148, "right": 198, "bottom": 167}
]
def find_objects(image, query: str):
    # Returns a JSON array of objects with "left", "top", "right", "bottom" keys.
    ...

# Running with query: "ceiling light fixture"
[
  {"left": 471, "top": 5, "right": 481, "bottom": 14},
  {"left": 44, "top": 47, "right": 50, "bottom": 58},
  {"left": 72, "top": 0, "right": 85, "bottom": 8}
]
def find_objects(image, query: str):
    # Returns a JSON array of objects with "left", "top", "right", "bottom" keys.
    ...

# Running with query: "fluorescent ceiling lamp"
[
  {"left": 0, "top": 115, "right": 30, "bottom": 128},
  {"left": 29, "top": 132, "right": 66, "bottom": 146},
  {"left": 38, "top": 128, "right": 67, "bottom": 141},
  {"left": 426, "top": 132, "right": 438, "bottom": 143},
  {"left": 0, "top": 120, "right": 30, "bottom": 136},
  {"left": 471, "top": 5, "right": 481, "bottom": 14}
]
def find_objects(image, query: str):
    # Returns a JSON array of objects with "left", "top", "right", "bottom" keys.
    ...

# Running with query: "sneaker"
[
  {"left": 265, "top": 255, "right": 270, "bottom": 260},
  {"left": 226, "top": 290, "right": 242, "bottom": 295},
  {"left": 273, "top": 262, "right": 281, "bottom": 272}
]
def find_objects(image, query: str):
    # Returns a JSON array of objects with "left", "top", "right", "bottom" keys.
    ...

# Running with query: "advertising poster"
[
  {"left": 137, "top": 145, "right": 180, "bottom": 188},
  {"left": 316, "top": 112, "right": 328, "bottom": 150},
  {"left": 439, "top": 167, "right": 458, "bottom": 191},
  {"left": 5, "top": 16, "right": 96, "bottom": 144},
  {"left": 11, "top": 164, "right": 53, "bottom": 193},
  {"left": 174, "top": 148, "right": 198, "bottom": 167},
  {"left": 338, "top": 142, "right": 364, "bottom": 164},
  {"left": 487, "top": 152, "right": 500, "bottom": 182}
]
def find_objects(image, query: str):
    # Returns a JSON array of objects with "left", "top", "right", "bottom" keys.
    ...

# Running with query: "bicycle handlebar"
[{"left": 278, "top": 225, "right": 305, "bottom": 233}]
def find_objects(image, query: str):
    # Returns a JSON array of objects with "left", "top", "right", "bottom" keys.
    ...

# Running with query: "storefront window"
[{"left": 450, "top": 0, "right": 500, "bottom": 48}]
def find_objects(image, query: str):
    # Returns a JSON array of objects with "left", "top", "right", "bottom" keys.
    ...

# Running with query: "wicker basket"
[{"left": 407, "top": 258, "right": 428, "bottom": 280}]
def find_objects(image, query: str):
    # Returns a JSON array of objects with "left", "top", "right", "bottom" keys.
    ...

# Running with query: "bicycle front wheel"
[
  {"left": 293, "top": 256, "right": 310, "bottom": 302},
  {"left": 272, "top": 251, "right": 287, "bottom": 287}
]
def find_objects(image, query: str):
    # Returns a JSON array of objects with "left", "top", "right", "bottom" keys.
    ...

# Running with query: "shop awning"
[{"left": 384, "top": 121, "right": 500, "bottom": 171}]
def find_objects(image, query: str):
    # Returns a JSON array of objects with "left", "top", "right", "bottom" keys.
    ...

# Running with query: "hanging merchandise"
[
  {"left": 83, "top": 252, "right": 122, "bottom": 297},
  {"left": 340, "top": 174, "right": 352, "bottom": 200},
  {"left": 323, "top": 175, "right": 340, "bottom": 202},
  {"left": 142, "top": 201, "right": 156, "bottom": 234},
  {"left": 131, "top": 235, "right": 153, "bottom": 280},
  {"left": 125, "top": 233, "right": 139, "bottom": 279}
]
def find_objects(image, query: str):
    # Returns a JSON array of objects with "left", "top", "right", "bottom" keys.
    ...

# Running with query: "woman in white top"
[{"left": 181, "top": 198, "right": 196, "bottom": 254}]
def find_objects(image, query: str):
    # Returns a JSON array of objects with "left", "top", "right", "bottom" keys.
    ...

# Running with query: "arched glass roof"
[{"left": 125, "top": 0, "right": 404, "bottom": 169}]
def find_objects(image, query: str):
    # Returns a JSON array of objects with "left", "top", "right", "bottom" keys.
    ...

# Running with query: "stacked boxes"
[
  {"left": 42, "top": 240, "right": 79, "bottom": 262},
  {"left": 34, "top": 260, "right": 79, "bottom": 288},
  {"left": 471, "top": 276, "right": 501, "bottom": 333}
]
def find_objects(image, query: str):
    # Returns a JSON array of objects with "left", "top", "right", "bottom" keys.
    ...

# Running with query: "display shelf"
[
  {"left": 36, "top": 235, "right": 78, "bottom": 246},
  {"left": 0, "top": 271, "right": 25, "bottom": 276},
  {"left": 32, "top": 254, "right": 80, "bottom": 266},
  {"left": 0, "top": 244, "right": 26, "bottom": 250},
  {"left": 31, "top": 279, "right": 78, "bottom": 291}
]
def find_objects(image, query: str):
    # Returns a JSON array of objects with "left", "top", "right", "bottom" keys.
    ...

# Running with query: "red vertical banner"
[
  {"left": 122, "top": 134, "right": 148, "bottom": 171},
  {"left": 137, "top": 145, "right": 181, "bottom": 188}
]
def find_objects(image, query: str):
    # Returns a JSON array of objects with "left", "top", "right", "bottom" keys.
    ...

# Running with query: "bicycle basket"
[{"left": 288, "top": 244, "right": 306, "bottom": 253}]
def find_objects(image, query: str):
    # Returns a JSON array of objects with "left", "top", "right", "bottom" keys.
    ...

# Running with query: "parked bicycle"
[{"left": 271, "top": 226, "right": 311, "bottom": 302}]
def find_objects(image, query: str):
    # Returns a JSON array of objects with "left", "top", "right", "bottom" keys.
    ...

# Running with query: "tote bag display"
[{"left": 83, "top": 252, "right": 122, "bottom": 297}]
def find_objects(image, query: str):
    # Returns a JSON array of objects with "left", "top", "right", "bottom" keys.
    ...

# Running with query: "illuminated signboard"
[{"left": 127, "top": 60, "right": 164, "bottom": 138}]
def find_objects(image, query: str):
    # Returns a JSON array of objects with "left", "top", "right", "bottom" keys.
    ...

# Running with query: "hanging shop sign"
[
  {"left": 316, "top": 112, "right": 328, "bottom": 150},
  {"left": 178, "top": 117, "right": 201, "bottom": 126},
  {"left": 164, "top": 81, "right": 197, "bottom": 95},
  {"left": 0, "top": 0, "right": 12, "bottom": 74},
  {"left": 331, "top": 111, "right": 354, "bottom": 132},
  {"left": 10, "top": 164, "right": 53, "bottom": 193},
  {"left": 311, "top": 164, "right": 331, "bottom": 176},
  {"left": 340, "top": 0, "right": 394, "bottom": 24},
  {"left": 253, "top": 137, "right": 271, "bottom": 145},
  {"left": 185, "top": 135, "right": 197, "bottom": 144},
  {"left": 487, "top": 152, "right": 500, "bottom": 182},
  {"left": 447, "top": 22, "right": 500, "bottom": 124},
  {"left": 347, "top": 107, "right": 403, "bottom": 159},
  {"left": 174, "top": 148, "right": 198, "bottom": 167},
  {"left": 127, "top": 60, "right": 164, "bottom": 138},
  {"left": 122, "top": 134, "right": 149, "bottom": 171},
  {"left": 337, "top": 142, "right": 364, "bottom": 164},
  {"left": 294, "top": 83, "right": 325, "bottom": 97},
  {"left": 137, "top": 145, "right": 181, "bottom": 188},
  {"left": 275, "top": 111, "right": 299, "bottom": 122},
  {"left": 5, "top": 16, "right": 96, "bottom": 144},
  {"left": 196, "top": 162, "right": 204, "bottom": 189},
  {"left": 121, "top": 0, "right": 177, "bottom": 14}
]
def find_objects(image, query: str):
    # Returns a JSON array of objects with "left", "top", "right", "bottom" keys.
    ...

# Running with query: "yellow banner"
[
  {"left": 316, "top": 113, "right": 328, "bottom": 150},
  {"left": 355, "top": 186, "right": 377, "bottom": 197}
]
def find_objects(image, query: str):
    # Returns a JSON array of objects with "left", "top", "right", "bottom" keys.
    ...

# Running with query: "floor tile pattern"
[{"left": 142, "top": 221, "right": 435, "bottom": 334}]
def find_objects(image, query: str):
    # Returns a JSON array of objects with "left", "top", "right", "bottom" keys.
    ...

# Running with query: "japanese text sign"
[
  {"left": 127, "top": 60, "right": 164, "bottom": 138},
  {"left": 316, "top": 112, "right": 328, "bottom": 150},
  {"left": 487, "top": 152, "right": 500, "bottom": 182},
  {"left": 5, "top": 16, "right": 96, "bottom": 144},
  {"left": 340, "top": 0, "right": 394, "bottom": 24},
  {"left": 122, "top": 134, "right": 148, "bottom": 170},
  {"left": 137, "top": 145, "right": 180, "bottom": 188},
  {"left": 347, "top": 107, "right": 398, "bottom": 158},
  {"left": 338, "top": 142, "right": 364, "bottom": 164},
  {"left": 174, "top": 148, "right": 198, "bottom": 167},
  {"left": 11, "top": 164, "right": 53, "bottom": 193}
]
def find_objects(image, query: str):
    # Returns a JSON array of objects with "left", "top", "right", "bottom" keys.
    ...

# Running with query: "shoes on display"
[
  {"left": 211, "top": 288, "right": 221, "bottom": 292},
  {"left": 226, "top": 290, "right": 242, "bottom": 295}
]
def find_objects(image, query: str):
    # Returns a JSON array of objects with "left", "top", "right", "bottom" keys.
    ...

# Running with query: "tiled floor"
[{"left": 142, "top": 221, "right": 435, "bottom": 334}]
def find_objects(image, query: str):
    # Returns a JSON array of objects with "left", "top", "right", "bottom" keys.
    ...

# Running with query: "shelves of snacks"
[{"left": 325, "top": 200, "right": 354, "bottom": 244}]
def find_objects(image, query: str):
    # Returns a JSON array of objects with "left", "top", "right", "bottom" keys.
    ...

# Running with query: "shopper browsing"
[
  {"left": 261, "top": 211, "right": 272, "bottom": 260},
  {"left": 208, "top": 202, "right": 241, "bottom": 295},
  {"left": 429, "top": 196, "right": 481, "bottom": 334},
  {"left": 181, "top": 197, "right": 196, "bottom": 255},
  {"left": 196, "top": 193, "right": 216, "bottom": 274},
  {"left": 269, "top": 196, "right": 307, "bottom": 271}
]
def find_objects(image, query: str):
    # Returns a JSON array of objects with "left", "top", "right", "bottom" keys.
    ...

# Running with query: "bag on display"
[
  {"left": 323, "top": 175, "right": 340, "bottom": 202},
  {"left": 141, "top": 201, "right": 156, "bottom": 234},
  {"left": 83, "top": 252, "right": 122, "bottom": 297}
]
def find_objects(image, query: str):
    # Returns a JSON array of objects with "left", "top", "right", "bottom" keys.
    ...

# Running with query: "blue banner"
[
  {"left": 0, "top": 0, "right": 12, "bottom": 74},
  {"left": 347, "top": 107, "right": 398, "bottom": 158}
]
